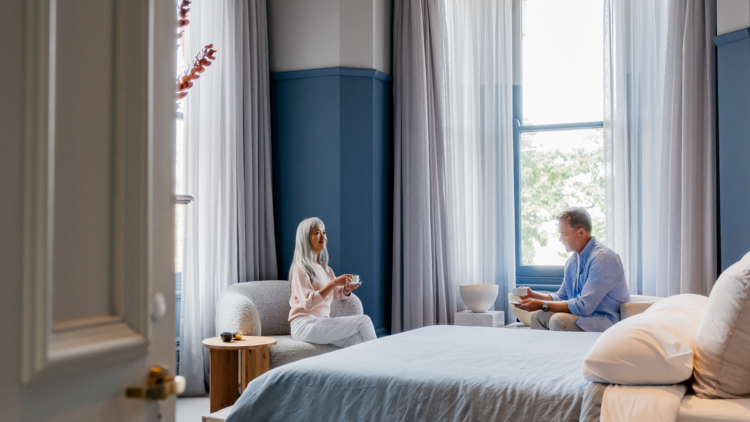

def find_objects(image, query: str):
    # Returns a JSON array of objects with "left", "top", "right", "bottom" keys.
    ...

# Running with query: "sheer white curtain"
[
  {"left": 181, "top": 0, "right": 240, "bottom": 396},
  {"left": 180, "top": 0, "right": 276, "bottom": 395},
  {"left": 443, "top": 0, "right": 515, "bottom": 322},
  {"left": 392, "top": 0, "right": 515, "bottom": 332},
  {"left": 603, "top": 0, "right": 668, "bottom": 295},
  {"left": 605, "top": 0, "right": 717, "bottom": 296}
]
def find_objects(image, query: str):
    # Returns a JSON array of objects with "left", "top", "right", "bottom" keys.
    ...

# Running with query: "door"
[{"left": 0, "top": 0, "right": 178, "bottom": 421}]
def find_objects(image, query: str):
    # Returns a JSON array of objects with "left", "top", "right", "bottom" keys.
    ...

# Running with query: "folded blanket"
[
  {"left": 580, "top": 382, "right": 688, "bottom": 422},
  {"left": 600, "top": 384, "right": 687, "bottom": 422}
]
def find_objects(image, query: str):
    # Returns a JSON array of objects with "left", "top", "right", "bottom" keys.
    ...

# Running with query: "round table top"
[{"left": 202, "top": 336, "right": 277, "bottom": 350}]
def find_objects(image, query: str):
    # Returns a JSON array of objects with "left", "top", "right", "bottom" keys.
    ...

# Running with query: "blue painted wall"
[
  {"left": 271, "top": 67, "right": 392, "bottom": 335},
  {"left": 715, "top": 29, "right": 750, "bottom": 272}
]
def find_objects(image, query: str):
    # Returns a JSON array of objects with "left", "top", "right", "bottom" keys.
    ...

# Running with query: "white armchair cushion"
[{"left": 583, "top": 294, "right": 708, "bottom": 385}]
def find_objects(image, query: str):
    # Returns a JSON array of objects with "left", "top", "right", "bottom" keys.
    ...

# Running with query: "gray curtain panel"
[
  {"left": 391, "top": 0, "right": 456, "bottom": 333},
  {"left": 657, "top": 0, "right": 717, "bottom": 296},
  {"left": 236, "top": 0, "right": 278, "bottom": 282}
]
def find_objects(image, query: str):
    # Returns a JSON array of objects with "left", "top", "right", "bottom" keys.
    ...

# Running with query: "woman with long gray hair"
[{"left": 288, "top": 217, "right": 377, "bottom": 347}]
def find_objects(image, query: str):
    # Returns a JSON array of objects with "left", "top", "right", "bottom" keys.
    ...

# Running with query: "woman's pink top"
[{"left": 288, "top": 263, "right": 349, "bottom": 322}]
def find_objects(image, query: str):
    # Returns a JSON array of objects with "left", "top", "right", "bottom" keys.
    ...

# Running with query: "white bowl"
[
  {"left": 459, "top": 284, "right": 499, "bottom": 313},
  {"left": 508, "top": 293, "right": 532, "bottom": 326}
]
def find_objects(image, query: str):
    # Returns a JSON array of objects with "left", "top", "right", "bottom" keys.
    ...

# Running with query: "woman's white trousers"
[{"left": 291, "top": 315, "right": 377, "bottom": 348}]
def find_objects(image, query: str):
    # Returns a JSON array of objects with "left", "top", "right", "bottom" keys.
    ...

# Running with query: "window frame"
[
  {"left": 175, "top": 110, "right": 184, "bottom": 369},
  {"left": 512, "top": 0, "right": 604, "bottom": 290}
]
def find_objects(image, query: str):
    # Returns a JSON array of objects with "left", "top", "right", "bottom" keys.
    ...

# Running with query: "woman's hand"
[
  {"left": 332, "top": 274, "right": 352, "bottom": 287},
  {"left": 345, "top": 279, "right": 362, "bottom": 291},
  {"left": 320, "top": 274, "right": 352, "bottom": 298}
]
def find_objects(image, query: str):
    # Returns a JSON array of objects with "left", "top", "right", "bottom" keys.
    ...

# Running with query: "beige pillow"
[
  {"left": 582, "top": 294, "right": 708, "bottom": 385},
  {"left": 583, "top": 311, "right": 699, "bottom": 385},
  {"left": 692, "top": 251, "right": 750, "bottom": 399}
]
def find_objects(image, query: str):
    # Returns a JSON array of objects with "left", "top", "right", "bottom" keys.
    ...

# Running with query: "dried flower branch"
[
  {"left": 177, "top": 44, "right": 217, "bottom": 100},
  {"left": 178, "top": 0, "right": 191, "bottom": 39}
]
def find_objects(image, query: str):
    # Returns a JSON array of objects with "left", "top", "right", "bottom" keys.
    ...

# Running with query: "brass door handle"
[{"left": 126, "top": 366, "right": 186, "bottom": 400}]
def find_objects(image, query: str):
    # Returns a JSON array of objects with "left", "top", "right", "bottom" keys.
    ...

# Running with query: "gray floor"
[{"left": 176, "top": 396, "right": 211, "bottom": 422}]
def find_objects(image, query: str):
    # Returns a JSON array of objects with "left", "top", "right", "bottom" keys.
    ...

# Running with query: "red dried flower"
[
  {"left": 175, "top": 3, "right": 219, "bottom": 105},
  {"left": 176, "top": 44, "right": 218, "bottom": 102},
  {"left": 178, "top": 1, "right": 192, "bottom": 21}
]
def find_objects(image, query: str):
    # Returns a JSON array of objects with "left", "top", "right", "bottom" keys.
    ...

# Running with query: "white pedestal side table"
[{"left": 454, "top": 310, "right": 505, "bottom": 327}]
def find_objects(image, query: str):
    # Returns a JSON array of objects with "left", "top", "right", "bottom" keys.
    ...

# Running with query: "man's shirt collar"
[{"left": 578, "top": 236, "right": 597, "bottom": 260}]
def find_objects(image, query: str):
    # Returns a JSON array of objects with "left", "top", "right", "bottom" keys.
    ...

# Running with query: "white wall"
[
  {"left": 267, "top": 0, "right": 392, "bottom": 74},
  {"left": 267, "top": 0, "right": 340, "bottom": 72},
  {"left": 373, "top": 0, "right": 393, "bottom": 74},
  {"left": 718, "top": 0, "right": 750, "bottom": 35},
  {"left": 340, "top": 0, "right": 374, "bottom": 70}
]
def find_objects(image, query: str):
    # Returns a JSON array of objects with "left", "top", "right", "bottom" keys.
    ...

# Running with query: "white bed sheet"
[{"left": 677, "top": 394, "right": 750, "bottom": 422}]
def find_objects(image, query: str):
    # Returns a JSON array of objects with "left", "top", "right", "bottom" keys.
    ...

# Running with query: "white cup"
[
  {"left": 351, "top": 275, "right": 360, "bottom": 284},
  {"left": 512, "top": 287, "right": 527, "bottom": 297}
]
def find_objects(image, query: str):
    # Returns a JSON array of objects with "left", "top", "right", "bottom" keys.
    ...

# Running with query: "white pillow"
[{"left": 583, "top": 294, "right": 709, "bottom": 385}]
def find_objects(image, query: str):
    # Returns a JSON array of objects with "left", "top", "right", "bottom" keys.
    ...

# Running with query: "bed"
[
  {"left": 224, "top": 253, "right": 750, "bottom": 422},
  {"left": 225, "top": 324, "right": 750, "bottom": 422},
  {"left": 227, "top": 325, "right": 602, "bottom": 422}
]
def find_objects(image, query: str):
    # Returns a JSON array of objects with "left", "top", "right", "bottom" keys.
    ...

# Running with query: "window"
[{"left": 514, "top": 0, "right": 606, "bottom": 288}]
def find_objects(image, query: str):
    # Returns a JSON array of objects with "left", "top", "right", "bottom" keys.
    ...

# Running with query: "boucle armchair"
[{"left": 216, "top": 280, "right": 364, "bottom": 369}]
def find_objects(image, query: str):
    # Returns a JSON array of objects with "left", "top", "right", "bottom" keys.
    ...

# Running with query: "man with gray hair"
[{"left": 515, "top": 207, "right": 630, "bottom": 332}]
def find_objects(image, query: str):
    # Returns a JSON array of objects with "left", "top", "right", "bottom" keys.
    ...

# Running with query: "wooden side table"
[{"left": 202, "top": 336, "right": 277, "bottom": 412}]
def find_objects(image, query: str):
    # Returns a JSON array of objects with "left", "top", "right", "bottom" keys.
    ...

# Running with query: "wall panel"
[
  {"left": 715, "top": 29, "right": 750, "bottom": 271},
  {"left": 271, "top": 67, "right": 392, "bottom": 335}
]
